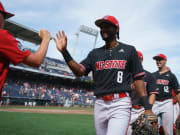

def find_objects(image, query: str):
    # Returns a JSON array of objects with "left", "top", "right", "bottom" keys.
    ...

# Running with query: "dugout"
[{"left": 1, "top": 96, "right": 51, "bottom": 106}]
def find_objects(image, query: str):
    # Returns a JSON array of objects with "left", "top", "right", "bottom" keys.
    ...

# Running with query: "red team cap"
[
  {"left": 153, "top": 54, "right": 167, "bottom": 61},
  {"left": 137, "top": 51, "right": 143, "bottom": 62},
  {"left": 0, "top": 2, "right": 14, "bottom": 19},
  {"left": 95, "top": 15, "right": 119, "bottom": 32}
]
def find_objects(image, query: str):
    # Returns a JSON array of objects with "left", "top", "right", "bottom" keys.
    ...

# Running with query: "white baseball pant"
[
  {"left": 94, "top": 96, "right": 131, "bottom": 135},
  {"left": 152, "top": 99, "right": 173, "bottom": 135}
]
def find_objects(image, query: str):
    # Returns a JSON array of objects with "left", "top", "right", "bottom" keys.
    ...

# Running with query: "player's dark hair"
[
  {"left": 117, "top": 31, "right": 119, "bottom": 39},
  {"left": 0, "top": 11, "right": 6, "bottom": 19}
]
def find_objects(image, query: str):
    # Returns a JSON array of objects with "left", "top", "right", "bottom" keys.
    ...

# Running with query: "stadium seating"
[
  {"left": 2, "top": 45, "right": 93, "bottom": 107},
  {"left": 2, "top": 79, "right": 95, "bottom": 107}
]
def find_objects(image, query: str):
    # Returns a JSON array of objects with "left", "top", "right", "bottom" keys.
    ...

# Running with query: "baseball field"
[
  {"left": 0, "top": 106, "right": 180, "bottom": 135},
  {"left": 0, "top": 106, "right": 95, "bottom": 135}
]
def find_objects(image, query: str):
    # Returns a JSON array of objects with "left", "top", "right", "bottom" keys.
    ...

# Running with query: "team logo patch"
[
  {"left": 96, "top": 60, "right": 127, "bottom": 71},
  {"left": 156, "top": 79, "right": 169, "bottom": 85},
  {"left": 118, "top": 49, "right": 124, "bottom": 53}
]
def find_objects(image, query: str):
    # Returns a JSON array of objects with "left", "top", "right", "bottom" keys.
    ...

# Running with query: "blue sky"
[{"left": 2, "top": 0, "right": 180, "bottom": 81}]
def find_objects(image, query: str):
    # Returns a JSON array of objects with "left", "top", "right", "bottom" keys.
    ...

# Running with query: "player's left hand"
[{"left": 53, "top": 30, "right": 67, "bottom": 53}]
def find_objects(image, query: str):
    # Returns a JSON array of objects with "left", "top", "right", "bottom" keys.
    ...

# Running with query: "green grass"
[
  {"left": 1, "top": 107, "right": 179, "bottom": 135},
  {"left": 0, "top": 111, "right": 95, "bottom": 135},
  {"left": 0, "top": 106, "right": 94, "bottom": 110}
]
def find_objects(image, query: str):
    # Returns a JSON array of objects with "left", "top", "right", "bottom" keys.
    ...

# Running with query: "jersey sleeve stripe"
[
  {"left": 150, "top": 92, "right": 159, "bottom": 94},
  {"left": 177, "top": 89, "right": 180, "bottom": 91},
  {"left": 133, "top": 72, "right": 145, "bottom": 79}
]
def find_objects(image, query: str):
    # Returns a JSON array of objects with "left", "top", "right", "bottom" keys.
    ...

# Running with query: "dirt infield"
[{"left": 0, "top": 108, "right": 94, "bottom": 115}]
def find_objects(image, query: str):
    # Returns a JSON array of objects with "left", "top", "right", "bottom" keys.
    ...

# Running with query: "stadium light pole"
[
  {"left": 72, "top": 25, "right": 98, "bottom": 56},
  {"left": 72, "top": 30, "right": 80, "bottom": 57}
]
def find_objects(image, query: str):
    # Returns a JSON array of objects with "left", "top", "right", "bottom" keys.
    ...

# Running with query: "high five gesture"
[{"left": 53, "top": 30, "right": 67, "bottom": 53}]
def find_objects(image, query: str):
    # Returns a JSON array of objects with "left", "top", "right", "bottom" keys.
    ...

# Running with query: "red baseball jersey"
[{"left": 0, "top": 29, "right": 31, "bottom": 100}]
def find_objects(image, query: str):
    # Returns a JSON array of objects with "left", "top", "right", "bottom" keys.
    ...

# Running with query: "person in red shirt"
[{"left": 0, "top": 2, "right": 51, "bottom": 101}]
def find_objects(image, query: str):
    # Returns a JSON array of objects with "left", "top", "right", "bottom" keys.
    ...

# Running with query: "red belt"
[
  {"left": 157, "top": 98, "right": 172, "bottom": 102},
  {"left": 173, "top": 99, "right": 177, "bottom": 104},
  {"left": 132, "top": 105, "right": 142, "bottom": 109},
  {"left": 97, "top": 93, "right": 127, "bottom": 101}
]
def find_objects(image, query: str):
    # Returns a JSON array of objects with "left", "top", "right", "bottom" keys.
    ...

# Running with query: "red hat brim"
[
  {"left": 0, "top": 2, "right": 14, "bottom": 19},
  {"left": 2, "top": 11, "right": 14, "bottom": 19},
  {"left": 153, "top": 56, "right": 166, "bottom": 60},
  {"left": 95, "top": 19, "right": 117, "bottom": 28}
]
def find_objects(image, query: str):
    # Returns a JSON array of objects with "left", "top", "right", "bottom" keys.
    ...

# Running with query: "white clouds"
[
  {"left": 66, "top": 0, "right": 180, "bottom": 80},
  {"left": 2, "top": 0, "right": 180, "bottom": 80}
]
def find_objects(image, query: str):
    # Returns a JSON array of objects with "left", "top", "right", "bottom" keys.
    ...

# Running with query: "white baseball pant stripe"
[{"left": 94, "top": 96, "right": 131, "bottom": 135}]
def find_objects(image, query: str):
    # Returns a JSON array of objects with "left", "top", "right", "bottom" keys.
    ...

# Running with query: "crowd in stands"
[
  {"left": 2, "top": 79, "right": 95, "bottom": 107},
  {"left": 1, "top": 45, "right": 93, "bottom": 107}
]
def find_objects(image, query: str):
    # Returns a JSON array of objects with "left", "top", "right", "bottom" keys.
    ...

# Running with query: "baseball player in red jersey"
[
  {"left": 152, "top": 54, "right": 180, "bottom": 135},
  {"left": 0, "top": 2, "right": 51, "bottom": 101},
  {"left": 54, "top": 15, "right": 154, "bottom": 135},
  {"left": 127, "top": 51, "right": 159, "bottom": 135}
]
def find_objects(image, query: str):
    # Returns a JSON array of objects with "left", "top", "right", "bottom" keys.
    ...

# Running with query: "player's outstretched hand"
[
  {"left": 53, "top": 30, "right": 67, "bottom": 53},
  {"left": 39, "top": 29, "right": 51, "bottom": 41}
]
